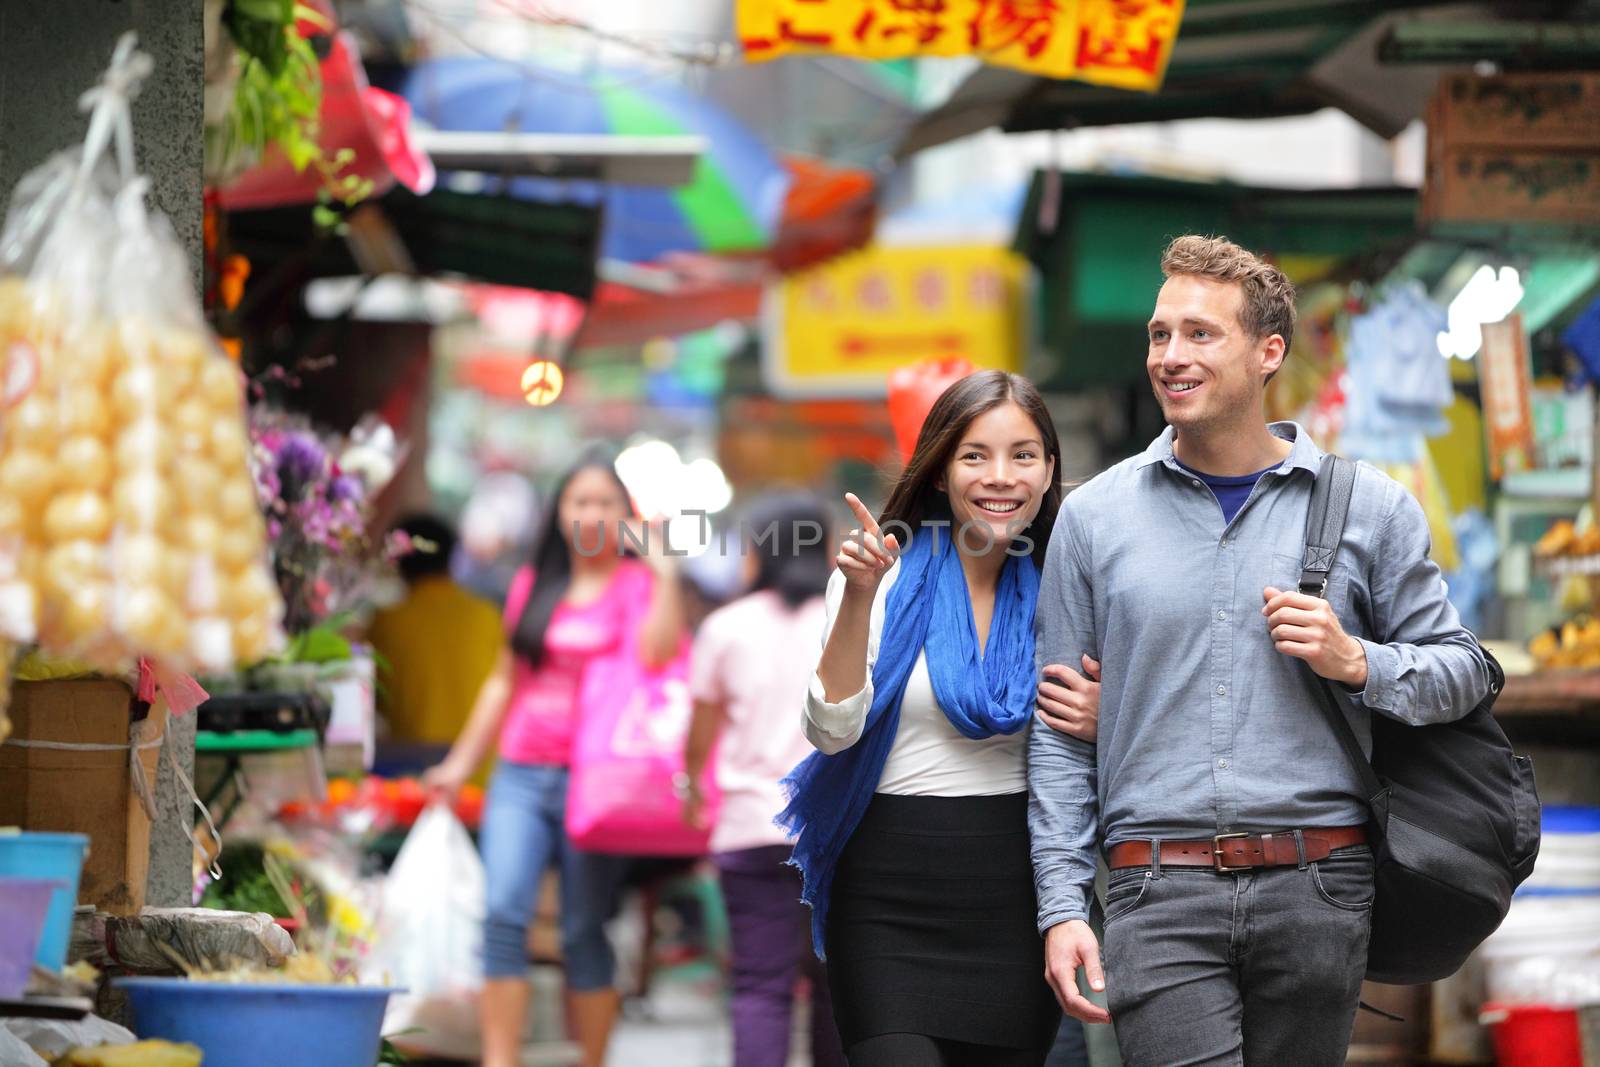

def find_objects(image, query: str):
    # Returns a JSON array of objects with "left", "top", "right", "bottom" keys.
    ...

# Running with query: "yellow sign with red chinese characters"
[
  {"left": 761, "top": 244, "right": 1029, "bottom": 398},
  {"left": 738, "top": 0, "right": 1185, "bottom": 91}
]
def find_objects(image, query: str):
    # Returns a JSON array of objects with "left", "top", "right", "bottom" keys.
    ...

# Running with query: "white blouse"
[{"left": 801, "top": 563, "right": 1029, "bottom": 796}]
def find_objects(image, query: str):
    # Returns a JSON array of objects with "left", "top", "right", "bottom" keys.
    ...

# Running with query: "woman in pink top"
[
  {"left": 426, "top": 452, "right": 685, "bottom": 1067},
  {"left": 683, "top": 493, "right": 847, "bottom": 1067}
]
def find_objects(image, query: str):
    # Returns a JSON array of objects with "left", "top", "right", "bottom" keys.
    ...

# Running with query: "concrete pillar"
[{"left": 0, "top": 0, "right": 205, "bottom": 909}]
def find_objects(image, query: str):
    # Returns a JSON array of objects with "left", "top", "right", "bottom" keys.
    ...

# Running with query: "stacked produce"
[{"left": 0, "top": 35, "right": 282, "bottom": 676}]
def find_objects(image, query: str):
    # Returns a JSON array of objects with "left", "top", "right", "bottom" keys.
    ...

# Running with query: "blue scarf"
[{"left": 777, "top": 526, "right": 1040, "bottom": 957}]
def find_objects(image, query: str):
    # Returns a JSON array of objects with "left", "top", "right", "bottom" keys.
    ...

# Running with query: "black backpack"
[{"left": 1300, "top": 454, "right": 1541, "bottom": 986}]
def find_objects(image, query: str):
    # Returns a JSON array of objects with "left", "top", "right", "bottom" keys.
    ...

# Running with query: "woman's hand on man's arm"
[{"left": 1036, "top": 655, "right": 1100, "bottom": 742}]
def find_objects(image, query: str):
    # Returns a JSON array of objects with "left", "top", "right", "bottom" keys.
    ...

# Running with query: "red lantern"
[{"left": 886, "top": 357, "right": 977, "bottom": 460}]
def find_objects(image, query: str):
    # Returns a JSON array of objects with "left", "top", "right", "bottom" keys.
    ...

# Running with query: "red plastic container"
[{"left": 1479, "top": 1003, "right": 1583, "bottom": 1067}]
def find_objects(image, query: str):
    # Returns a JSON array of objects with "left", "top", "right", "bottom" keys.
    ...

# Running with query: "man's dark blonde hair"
[{"left": 1160, "top": 235, "right": 1296, "bottom": 360}]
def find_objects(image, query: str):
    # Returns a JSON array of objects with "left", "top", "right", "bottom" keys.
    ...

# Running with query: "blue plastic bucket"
[
  {"left": 0, "top": 833, "right": 87, "bottom": 972},
  {"left": 116, "top": 978, "right": 398, "bottom": 1067},
  {"left": 0, "top": 877, "right": 61, "bottom": 997}
]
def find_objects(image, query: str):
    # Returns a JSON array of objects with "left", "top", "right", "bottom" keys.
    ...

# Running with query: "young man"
[{"left": 1028, "top": 235, "right": 1491, "bottom": 1066}]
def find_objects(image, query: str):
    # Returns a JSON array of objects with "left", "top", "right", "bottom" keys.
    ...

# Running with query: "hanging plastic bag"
[
  {"left": 362, "top": 803, "right": 484, "bottom": 1060},
  {"left": 0, "top": 34, "right": 283, "bottom": 674}
]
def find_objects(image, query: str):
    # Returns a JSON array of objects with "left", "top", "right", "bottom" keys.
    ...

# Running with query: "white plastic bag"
[{"left": 362, "top": 803, "right": 484, "bottom": 1058}]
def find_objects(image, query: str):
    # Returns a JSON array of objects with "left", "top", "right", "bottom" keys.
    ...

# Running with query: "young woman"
[
  {"left": 682, "top": 492, "right": 848, "bottom": 1067},
  {"left": 424, "top": 452, "right": 685, "bottom": 1067},
  {"left": 782, "top": 371, "right": 1101, "bottom": 1067}
]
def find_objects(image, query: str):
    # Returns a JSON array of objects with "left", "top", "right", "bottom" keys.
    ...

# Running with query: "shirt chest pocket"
[{"left": 1270, "top": 552, "right": 1362, "bottom": 635}]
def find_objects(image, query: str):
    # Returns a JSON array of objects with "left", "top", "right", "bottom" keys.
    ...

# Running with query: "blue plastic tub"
[
  {"left": 0, "top": 832, "right": 87, "bottom": 972},
  {"left": 0, "top": 877, "right": 60, "bottom": 997},
  {"left": 116, "top": 978, "right": 399, "bottom": 1067}
]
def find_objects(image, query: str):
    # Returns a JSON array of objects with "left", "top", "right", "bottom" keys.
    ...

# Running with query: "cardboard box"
[
  {"left": 0, "top": 678, "right": 168, "bottom": 915},
  {"left": 1422, "top": 146, "right": 1600, "bottom": 226},
  {"left": 1434, "top": 72, "right": 1600, "bottom": 151}
]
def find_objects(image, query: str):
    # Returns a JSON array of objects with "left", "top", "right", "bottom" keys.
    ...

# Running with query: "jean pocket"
[
  {"left": 1102, "top": 870, "right": 1151, "bottom": 924},
  {"left": 1310, "top": 848, "right": 1375, "bottom": 911}
]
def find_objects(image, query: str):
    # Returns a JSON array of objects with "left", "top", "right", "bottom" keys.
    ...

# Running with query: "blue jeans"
[{"left": 480, "top": 761, "right": 629, "bottom": 988}]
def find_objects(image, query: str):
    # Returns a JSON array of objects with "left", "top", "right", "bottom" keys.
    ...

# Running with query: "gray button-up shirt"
[{"left": 1028, "top": 422, "right": 1491, "bottom": 930}]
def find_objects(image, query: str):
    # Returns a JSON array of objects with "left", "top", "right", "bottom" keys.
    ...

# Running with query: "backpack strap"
[
  {"left": 1300, "top": 454, "right": 1385, "bottom": 801},
  {"left": 1301, "top": 454, "right": 1358, "bottom": 598}
]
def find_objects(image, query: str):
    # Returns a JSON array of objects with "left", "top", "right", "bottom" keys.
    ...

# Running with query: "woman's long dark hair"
[
  {"left": 744, "top": 492, "right": 833, "bottom": 609},
  {"left": 510, "top": 451, "right": 636, "bottom": 668},
  {"left": 878, "top": 370, "right": 1063, "bottom": 569}
]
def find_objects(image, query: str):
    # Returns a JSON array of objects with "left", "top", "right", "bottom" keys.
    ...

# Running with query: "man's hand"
[
  {"left": 1262, "top": 586, "right": 1368, "bottom": 688},
  {"left": 1037, "top": 655, "right": 1101, "bottom": 742},
  {"left": 1044, "top": 920, "right": 1111, "bottom": 1024}
]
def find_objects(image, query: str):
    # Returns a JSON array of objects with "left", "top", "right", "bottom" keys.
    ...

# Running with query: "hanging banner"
[
  {"left": 738, "top": 0, "right": 1185, "bottom": 91},
  {"left": 1479, "top": 313, "right": 1536, "bottom": 481},
  {"left": 761, "top": 243, "right": 1029, "bottom": 398}
]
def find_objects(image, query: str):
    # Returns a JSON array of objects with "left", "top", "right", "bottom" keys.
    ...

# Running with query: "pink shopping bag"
[{"left": 565, "top": 639, "right": 720, "bottom": 855}]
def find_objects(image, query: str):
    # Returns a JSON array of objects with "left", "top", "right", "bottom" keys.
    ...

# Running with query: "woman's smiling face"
[{"left": 939, "top": 401, "right": 1055, "bottom": 553}]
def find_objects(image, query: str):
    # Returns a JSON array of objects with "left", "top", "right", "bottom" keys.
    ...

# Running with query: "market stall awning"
[
  {"left": 896, "top": 0, "right": 1481, "bottom": 158},
  {"left": 410, "top": 130, "right": 705, "bottom": 187},
  {"left": 227, "top": 186, "right": 603, "bottom": 299},
  {"left": 403, "top": 58, "right": 791, "bottom": 264},
  {"left": 1014, "top": 170, "right": 1420, "bottom": 389}
]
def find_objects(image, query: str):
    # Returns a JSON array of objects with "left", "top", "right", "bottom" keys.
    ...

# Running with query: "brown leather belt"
[{"left": 1107, "top": 827, "right": 1368, "bottom": 873}]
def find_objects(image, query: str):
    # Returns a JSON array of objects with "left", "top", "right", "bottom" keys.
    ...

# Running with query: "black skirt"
[{"left": 824, "top": 792, "right": 1061, "bottom": 1053}]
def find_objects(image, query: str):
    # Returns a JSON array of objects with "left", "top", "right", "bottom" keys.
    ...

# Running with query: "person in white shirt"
[
  {"left": 783, "top": 370, "right": 1101, "bottom": 1067},
  {"left": 683, "top": 492, "right": 847, "bottom": 1067}
]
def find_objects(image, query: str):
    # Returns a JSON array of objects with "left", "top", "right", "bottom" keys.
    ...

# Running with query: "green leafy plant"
[{"left": 207, "top": 1, "right": 372, "bottom": 204}]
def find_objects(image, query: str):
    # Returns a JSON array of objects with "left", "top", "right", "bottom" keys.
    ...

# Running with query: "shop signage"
[
  {"left": 1479, "top": 313, "right": 1536, "bottom": 481},
  {"left": 761, "top": 244, "right": 1029, "bottom": 398},
  {"left": 738, "top": 0, "right": 1185, "bottom": 91}
]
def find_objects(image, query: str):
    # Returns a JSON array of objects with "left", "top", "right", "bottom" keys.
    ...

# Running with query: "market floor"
[{"left": 605, "top": 978, "right": 814, "bottom": 1067}]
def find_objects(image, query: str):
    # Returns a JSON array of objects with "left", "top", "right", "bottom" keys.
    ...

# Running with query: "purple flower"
[
  {"left": 328, "top": 474, "right": 363, "bottom": 505},
  {"left": 277, "top": 433, "right": 328, "bottom": 501}
]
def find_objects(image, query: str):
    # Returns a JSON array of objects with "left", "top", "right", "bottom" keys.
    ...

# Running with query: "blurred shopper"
[
  {"left": 681, "top": 492, "right": 847, "bottom": 1067},
  {"left": 425, "top": 451, "right": 686, "bottom": 1067},
  {"left": 367, "top": 514, "right": 502, "bottom": 769},
  {"left": 1030, "top": 236, "right": 1492, "bottom": 1066},
  {"left": 783, "top": 371, "right": 1101, "bottom": 1067},
  {"left": 454, "top": 471, "right": 540, "bottom": 604}
]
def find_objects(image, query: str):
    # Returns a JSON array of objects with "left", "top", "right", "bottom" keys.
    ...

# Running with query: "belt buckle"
[{"left": 1212, "top": 832, "right": 1251, "bottom": 873}]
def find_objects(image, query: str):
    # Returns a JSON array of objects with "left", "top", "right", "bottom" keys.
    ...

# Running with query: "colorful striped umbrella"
[{"left": 403, "top": 59, "right": 790, "bottom": 264}]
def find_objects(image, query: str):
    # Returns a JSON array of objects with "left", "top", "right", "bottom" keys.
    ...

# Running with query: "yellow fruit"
[
  {"left": 44, "top": 491, "right": 112, "bottom": 544},
  {"left": 159, "top": 332, "right": 208, "bottom": 384},
  {"left": 113, "top": 471, "right": 173, "bottom": 532},
  {"left": 169, "top": 400, "right": 210, "bottom": 454},
  {"left": 173, "top": 457, "right": 223, "bottom": 514},
  {"left": 58, "top": 434, "right": 112, "bottom": 490},
  {"left": 42, "top": 540, "right": 104, "bottom": 590},
  {"left": 114, "top": 533, "right": 172, "bottom": 588},
  {"left": 59, "top": 329, "right": 117, "bottom": 391},
  {"left": 113, "top": 420, "right": 173, "bottom": 473},
  {"left": 58, "top": 581, "right": 110, "bottom": 646},
  {"left": 181, "top": 514, "right": 221, "bottom": 557},
  {"left": 224, "top": 566, "right": 279, "bottom": 618},
  {"left": 209, "top": 417, "right": 248, "bottom": 469},
  {"left": 215, "top": 526, "right": 261, "bottom": 569},
  {"left": 110, "top": 365, "right": 168, "bottom": 418},
  {"left": 231, "top": 615, "right": 276, "bottom": 665},
  {"left": 216, "top": 479, "right": 258, "bottom": 524},
  {"left": 59, "top": 389, "right": 112, "bottom": 438},
  {"left": 0, "top": 448, "right": 56, "bottom": 507},
  {"left": 197, "top": 358, "right": 243, "bottom": 411},
  {"left": 0, "top": 496, "right": 28, "bottom": 541},
  {"left": 118, "top": 584, "right": 182, "bottom": 655},
  {"left": 7, "top": 394, "right": 58, "bottom": 447}
]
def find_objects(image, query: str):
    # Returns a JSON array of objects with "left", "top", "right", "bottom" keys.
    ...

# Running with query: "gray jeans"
[{"left": 1100, "top": 844, "right": 1374, "bottom": 1067}]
